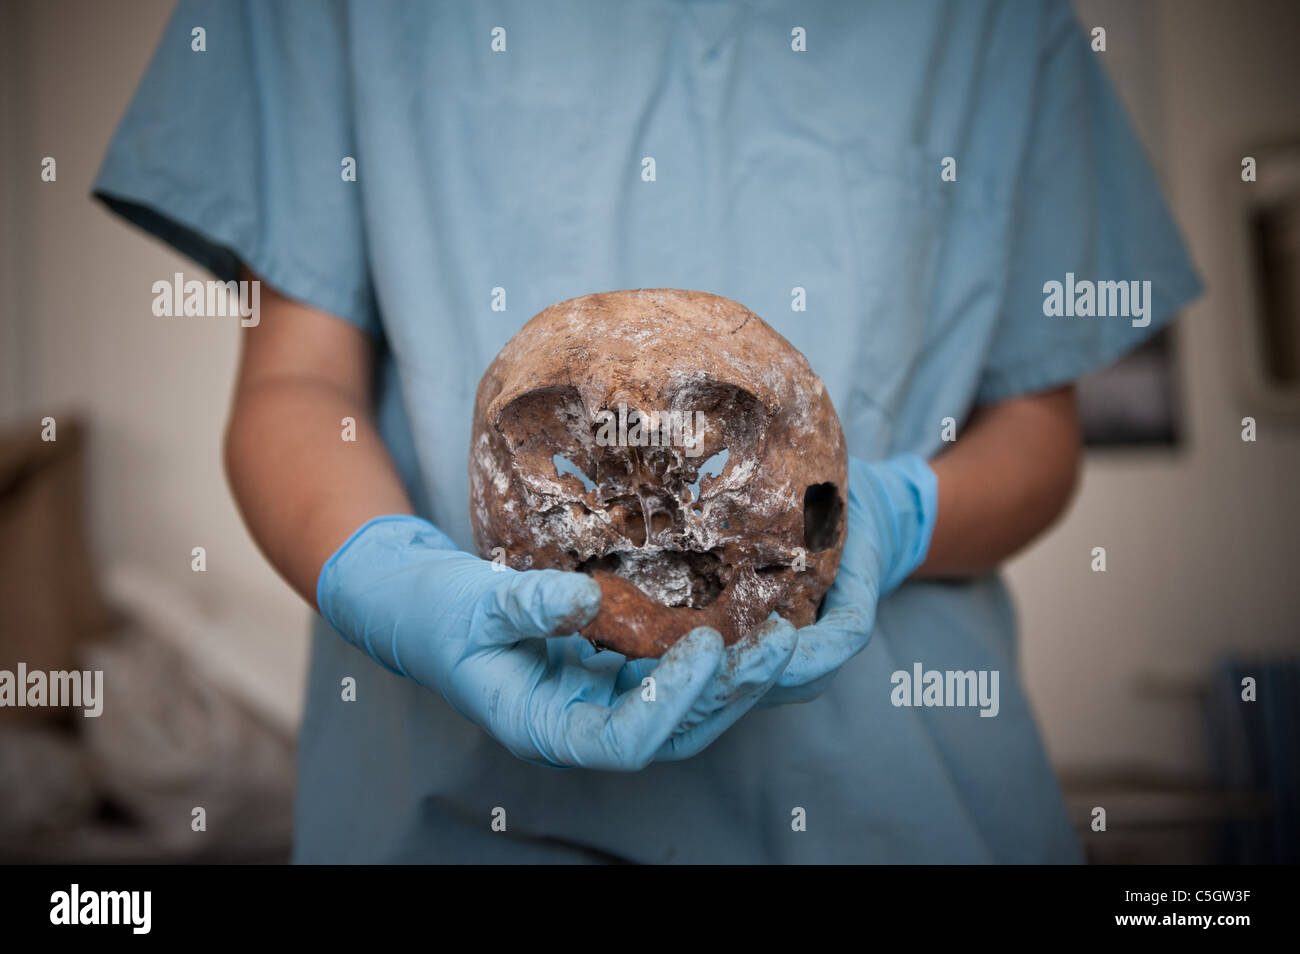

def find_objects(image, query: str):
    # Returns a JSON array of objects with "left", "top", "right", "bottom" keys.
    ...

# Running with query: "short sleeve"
[
  {"left": 93, "top": 0, "right": 378, "bottom": 334},
  {"left": 976, "top": 2, "right": 1202, "bottom": 404}
]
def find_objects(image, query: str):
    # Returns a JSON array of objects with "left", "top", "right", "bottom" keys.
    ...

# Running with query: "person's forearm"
[
  {"left": 916, "top": 385, "right": 1081, "bottom": 578},
  {"left": 225, "top": 380, "right": 412, "bottom": 606},
  {"left": 223, "top": 271, "right": 412, "bottom": 608}
]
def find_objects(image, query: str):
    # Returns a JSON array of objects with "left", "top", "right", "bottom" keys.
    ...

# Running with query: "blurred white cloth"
[
  {"left": 0, "top": 623, "right": 294, "bottom": 862},
  {"left": 82, "top": 625, "right": 295, "bottom": 858}
]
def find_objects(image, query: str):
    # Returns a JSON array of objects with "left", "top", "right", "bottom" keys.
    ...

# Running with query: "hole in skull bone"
[
  {"left": 803, "top": 482, "right": 844, "bottom": 552},
  {"left": 577, "top": 552, "right": 621, "bottom": 573},
  {"left": 643, "top": 448, "right": 670, "bottom": 477},
  {"left": 687, "top": 448, "right": 729, "bottom": 504},
  {"left": 606, "top": 495, "right": 675, "bottom": 548},
  {"left": 604, "top": 500, "right": 647, "bottom": 546},
  {"left": 552, "top": 453, "right": 596, "bottom": 493},
  {"left": 578, "top": 548, "right": 725, "bottom": 608}
]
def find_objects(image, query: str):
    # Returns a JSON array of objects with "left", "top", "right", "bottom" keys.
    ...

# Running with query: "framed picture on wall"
[
  {"left": 1076, "top": 327, "right": 1182, "bottom": 448},
  {"left": 1231, "top": 142, "right": 1300, "bottom": 421}
]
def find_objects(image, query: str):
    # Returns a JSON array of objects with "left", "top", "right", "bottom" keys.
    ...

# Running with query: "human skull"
[{"left": 469, "top": 289, "right": 847, "bottom": 659}]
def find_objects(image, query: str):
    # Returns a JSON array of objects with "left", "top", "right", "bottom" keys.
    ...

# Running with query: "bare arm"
[
  {"left": 916, "top": 385, "right": 1081, "bottom": 578},
  {"left": 223, "top": 268, "right": 411, "bottom": 607}
]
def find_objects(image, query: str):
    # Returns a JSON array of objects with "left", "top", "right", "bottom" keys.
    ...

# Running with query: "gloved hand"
[
  {"left": 761, "top": 454, "right": 938, "bottom": 705},
  {"left": 616, "top": 614, "right": 798, "bottom": 760},
  {"left": 316, "top": 515, "right": 728, "bottom": 771}
]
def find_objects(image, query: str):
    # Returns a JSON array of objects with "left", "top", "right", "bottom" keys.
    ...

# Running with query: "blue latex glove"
[
  {"left": 316, "top": 515, "right": 728, "bottom": 771},
  {"left": 761, "top": 454, "right": 938, "bottom": 705},
  {"left": 616, "top": 614, "right": 798, "bottom": 760}
]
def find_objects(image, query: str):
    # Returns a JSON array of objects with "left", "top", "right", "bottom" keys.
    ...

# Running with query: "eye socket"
[
  {"left": 803, "top": 482, "right": 843, "bottom": 552},
  {"left": 553, "top": 454, "right": 597, "bottom": 493},
  {"left": 688, "top": 448, "right": 729, "bottom": 503}
]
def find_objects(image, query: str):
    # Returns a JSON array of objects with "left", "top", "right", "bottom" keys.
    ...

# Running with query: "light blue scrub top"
[{"left": 97, "top": 0, "right": 1201, "bottom": 863}]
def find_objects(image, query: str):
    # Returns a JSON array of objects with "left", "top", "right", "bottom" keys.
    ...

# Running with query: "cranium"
[{"left": 469, "top": 289, "right": 847, "bottom": 659}]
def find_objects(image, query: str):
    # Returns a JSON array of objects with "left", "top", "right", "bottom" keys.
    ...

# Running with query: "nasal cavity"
[
  {"left": 552, "top": 454, "right": 596, "bottom": 493},
  {"left": 688, "top": 449, "right": 729, "bottom": 505},
  {"left": 803, "top": 482, "right": 843, "bottom": 552}
]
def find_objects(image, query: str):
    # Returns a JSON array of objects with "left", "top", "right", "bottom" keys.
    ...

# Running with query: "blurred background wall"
[
  {"left": 1, "top": 0, "right": 310, "bottom": 731},
  {"left": 1, "top": 0, "right": 1297, "bottom": 859},
  {"left": 1009, "top": 0, "right": 1300, "bottom": 784}
]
